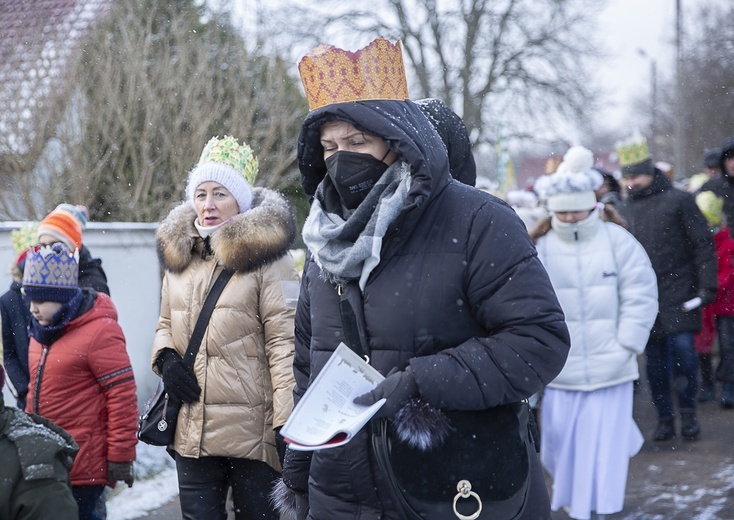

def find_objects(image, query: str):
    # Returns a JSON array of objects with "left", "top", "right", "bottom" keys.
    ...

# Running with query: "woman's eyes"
[{"left": 195, "top": 191, "right": 228, "bottom": 199}]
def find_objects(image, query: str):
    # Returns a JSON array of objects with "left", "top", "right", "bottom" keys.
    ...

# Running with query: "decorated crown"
[
  {"left": 615, "top": 133, "right": 651, "bottom": 167},
  {"left": 695, "top": 191, "right": 724, "bottom": 227},
  {"left": 11, "top": 222, "right": 39, "bottom": 257},
  {"left": 298, "top": 37, "right": 410, "bottom": 111},
  {"left": 198, "top": 135, "right": 258, "bottom": 185}
]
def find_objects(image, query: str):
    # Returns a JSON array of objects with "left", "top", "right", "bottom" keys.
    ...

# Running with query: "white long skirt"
[{"left": 541, "top": 382, "right": 643, "bottom": 520}]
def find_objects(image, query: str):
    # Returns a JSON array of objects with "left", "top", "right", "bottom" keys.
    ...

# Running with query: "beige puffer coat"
[{"left": 151, "top": 188, "right": 299, "bottom": 471}]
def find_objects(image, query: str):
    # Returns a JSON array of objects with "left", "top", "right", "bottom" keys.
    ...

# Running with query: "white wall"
[{"left": 0, "top": 221, "right": 162, "bottom": 409}]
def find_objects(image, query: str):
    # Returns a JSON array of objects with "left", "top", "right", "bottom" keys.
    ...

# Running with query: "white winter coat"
[{"left": 536, "top": 207, "right": 658, "bottom": 391}]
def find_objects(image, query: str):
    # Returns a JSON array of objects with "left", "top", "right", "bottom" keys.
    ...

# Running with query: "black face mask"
[{"left": 326, "top": 151, "right": 389, "bottom": 210}]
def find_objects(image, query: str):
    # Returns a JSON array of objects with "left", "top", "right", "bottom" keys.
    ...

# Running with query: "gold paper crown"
[
  {"left": 11, "top": 223, "right": 39, "bottom": 256},
  {"left": 298, "top": 37, "right": 410, "bottom": 111},
  {"left": 615, "top": 133, "right": 651, "bottom": 167},
  {"left": 198, "top": 135, "right": 258, "bottom": 185}
]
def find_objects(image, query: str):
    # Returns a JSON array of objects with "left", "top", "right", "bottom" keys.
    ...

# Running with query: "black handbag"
[
  {"left": 137, "top": 268, "right": 234, "bottom": 446},
  {"left": 372, "top": 403, "right": 533, "bottom": 520},
  {"left": 338, "top": 281, "right": 533, "bottom": 519}
]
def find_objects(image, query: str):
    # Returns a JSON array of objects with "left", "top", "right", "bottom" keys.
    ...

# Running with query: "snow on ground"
[{"left": 107, "top": 443, "right": 178, "bottom": 520}]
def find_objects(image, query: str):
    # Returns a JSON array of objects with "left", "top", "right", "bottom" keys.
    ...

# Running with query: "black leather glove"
[
  {"left": 353, "top": 366, "right": 419, "bottom": 419},
  {"left": 108, "top": 461, "right": 135, "bottom": 487},
  {"left": 158, "top": 349, "right": 201, "bottom": 403}
]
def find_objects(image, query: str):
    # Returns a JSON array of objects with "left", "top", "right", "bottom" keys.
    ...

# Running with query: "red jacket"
[
  {"left": 26, "top": 292, "right": 137, "bottom": 486},
  {"left": 695, "top": 228, "right": 734, "bottom": 354}
]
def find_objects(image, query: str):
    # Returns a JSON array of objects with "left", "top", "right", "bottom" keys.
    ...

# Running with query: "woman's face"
[
  {"left": 194, "top": 181, "right": 239, "bottom": 226},
  {"left": 555, "top": 210, "right": 592, "bottom": 223},
  {"left": 319, "top": 121, "right": 398, "bottom": 165}
]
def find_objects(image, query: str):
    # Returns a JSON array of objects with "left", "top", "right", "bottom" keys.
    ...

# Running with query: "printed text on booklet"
[{"left": 281, "top": 343, "right": 386, "bottom": 450}]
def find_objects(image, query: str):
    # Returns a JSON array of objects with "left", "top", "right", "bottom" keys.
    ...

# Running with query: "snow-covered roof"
[{"left": 0, "top": 0, "right": 110, "bottom": 155}]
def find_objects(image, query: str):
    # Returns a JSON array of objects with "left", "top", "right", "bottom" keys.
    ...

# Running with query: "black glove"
[
  {"left": 353, "top": 366, "right": 419, "bottom": 419},
  {"left": 158, "top": 349, "right": 201, "bottom": 403},
  {"left": 275, "top": 427, "right": 287, "bottom": 467},
  {"left": 108, "top": 461, "right": 135, "bottom": 487}
]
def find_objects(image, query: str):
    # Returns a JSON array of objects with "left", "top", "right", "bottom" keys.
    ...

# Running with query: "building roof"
[{"left": 0, "top": 0, "right": 110, "bottom": 154}]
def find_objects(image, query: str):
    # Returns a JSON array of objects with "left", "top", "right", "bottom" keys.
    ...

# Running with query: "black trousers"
[{"left": 175, "top": 453, "right": 279, "bottom": 520}]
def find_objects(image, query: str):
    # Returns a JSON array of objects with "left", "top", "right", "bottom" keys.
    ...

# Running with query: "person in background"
[
  {"left": 0, "top": 364, "right": 80, "bottom": 519},
  {"left": 276, "top": 37, "right": 570, "bottom": 520},
  {"left": 150, "top": 135, "right": 299, "bottom": 520},
  {"left": 594, "top": 167, "right": 624, "bottom": 209},
  {"left": 23, "top": 243, "right": 137, "bottom": 520},
  {"left": 693, "top": 191, "right": 734, "bottom": 407},
  {"left": 415, "top": 98, "right": 476, "bottom": 186},
  {"left": 37, "top": 205, "right": 110, "bottom": 295},
  {"left": 1, "top": 224, "right": 38, "bottom": 409},
  {"left": 703, "top": 148, "right": 722, "bottom": 180},
  {"left": 617, "top": 133, "right": 717, "bottom": 441},
  {"left": 700, "top": 138, "right": 734, "bottom": 240},
  {"left": 533, "top": 146, "right": 658, "bottom": 520}
]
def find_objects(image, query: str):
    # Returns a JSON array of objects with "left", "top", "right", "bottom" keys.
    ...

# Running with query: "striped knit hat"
[{"left": 37, "top": 209, "right": 83, "bottom": 251}]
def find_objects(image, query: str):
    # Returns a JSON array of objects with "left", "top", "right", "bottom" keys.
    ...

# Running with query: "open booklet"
[{"left": 280, "top": 343, "right": 386, "bottom": 451}]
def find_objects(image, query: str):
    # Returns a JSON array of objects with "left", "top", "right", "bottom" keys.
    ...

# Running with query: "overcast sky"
[{"left": 594, "top": 0, "right": 681, "bottom": 133}]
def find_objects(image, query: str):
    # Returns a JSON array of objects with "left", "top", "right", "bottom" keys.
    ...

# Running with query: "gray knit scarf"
[{"left": 302, "top": 161, "right": 411, "bottom": 290}]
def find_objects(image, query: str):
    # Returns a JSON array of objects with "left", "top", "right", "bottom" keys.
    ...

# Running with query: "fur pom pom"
[
  {"left": 393, "top": 398, "right": 454, "bottom": 451},
  {"left": 269, "top": 478, "right": 299, "bottom": 520}
]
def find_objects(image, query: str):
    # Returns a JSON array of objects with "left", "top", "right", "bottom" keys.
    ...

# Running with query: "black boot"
[
  {"left": 680, "top": 410, "right": 700, "bottom": 440},
  {"left": 698, "top": 354, "right": 715, "bottom": 402},
  {"left": 653, "top": 416, "right": 675, "bottom": 441},
  {"left": 721, "top": 383, "right": 734, "bottom": 409}
]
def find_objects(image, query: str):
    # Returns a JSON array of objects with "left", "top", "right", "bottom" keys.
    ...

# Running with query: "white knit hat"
[
  {"left": 186, "top": 136, "right": 259, "bottom": 213},
  {"left": 534, "top": 146, "right": 603, "bottom": 212}
]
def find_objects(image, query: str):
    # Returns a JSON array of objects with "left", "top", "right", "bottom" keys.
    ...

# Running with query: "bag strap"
[
  {"left": 337, "top": 281, "right": 370, "bottom": 360},
  {"left": 182, "top": 268, "right": 234, "bottom": 371}
]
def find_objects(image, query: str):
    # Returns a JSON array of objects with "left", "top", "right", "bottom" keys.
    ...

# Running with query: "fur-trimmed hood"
[{"left": 156, "top": 187, "right": 296, "bottom": 274}]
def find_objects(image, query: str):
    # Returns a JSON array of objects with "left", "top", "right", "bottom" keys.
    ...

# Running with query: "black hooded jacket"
[
  {"left": 619, "top": 169, "right": 717, "bottom": 335},
  {"left": 290, "top": 99, "right": 569, "bottom": 519}
]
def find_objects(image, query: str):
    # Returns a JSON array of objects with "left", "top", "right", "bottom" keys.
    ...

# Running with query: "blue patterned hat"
[{"left": 22, "top": 244, "right": 80, "bottom": 302}]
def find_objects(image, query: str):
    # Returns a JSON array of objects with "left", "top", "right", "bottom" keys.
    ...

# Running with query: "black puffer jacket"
[
  {"left": 619, "top": 169, "right": 717, "bottom": 335},
  {"left": 291, "top": 100, "right": 570, "bottom": 519}
]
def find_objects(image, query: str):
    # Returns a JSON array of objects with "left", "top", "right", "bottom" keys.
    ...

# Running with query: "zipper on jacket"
[
  {"left": 573, "top": 232, "right": 591, "bottom": 387},
  {"left": 32, "top": 346, "right": 49, "bottom": 414}
]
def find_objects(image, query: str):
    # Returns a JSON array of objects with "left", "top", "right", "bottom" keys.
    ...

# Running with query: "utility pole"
[{"left": 674, "top": 0, "right": 685, "bottom": 180}]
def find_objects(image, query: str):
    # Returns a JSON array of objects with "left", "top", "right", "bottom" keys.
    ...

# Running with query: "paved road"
[{"left": 134, "top": 358, "right": 734, "bottom": 519}]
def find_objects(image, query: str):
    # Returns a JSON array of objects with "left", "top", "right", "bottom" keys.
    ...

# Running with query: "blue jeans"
[
  {"left": 646, "top": 332, "right": 698, "bottom": 418},
  {"left": 72, "top": 485, "right": 105, "bottom": 520}
]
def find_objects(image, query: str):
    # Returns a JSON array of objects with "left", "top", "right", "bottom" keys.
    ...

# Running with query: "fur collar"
[{"left": 156, "top": 187, "right": 296, "bottom": 273}]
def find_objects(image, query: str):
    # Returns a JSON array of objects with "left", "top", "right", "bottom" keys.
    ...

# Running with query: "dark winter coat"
[
  {"left": 0, "top": 392, "right": 79, "bottom": 520},
  {"left": 291, "top": 100, "right": 570, "bottom": 519},
  {"left": 1, "top": 281, "right": 31, "bottom": 407},
  {"left": 619, "top": 169, "right": 718, "bottom": 335},
  {"left": 701, "top": 136, "right": 734, "bottom": 238},
  {"left": 26, "top": 291, "right": 138, "bottom": 487},
  {"left": 1, "top": 245, "right": 108, "bottom": 409},
  {"left": 78, "top": 245, "right": 110, "bottom": 295}
]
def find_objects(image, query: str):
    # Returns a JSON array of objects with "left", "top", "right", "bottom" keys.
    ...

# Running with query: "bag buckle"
[{"left": 453, "top": 480, "right": 482, "bottom": 520}]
